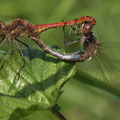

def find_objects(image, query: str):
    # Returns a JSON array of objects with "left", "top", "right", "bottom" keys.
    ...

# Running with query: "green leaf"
[
  {"left": 0, "top": 46, "right": 75, "bottom": 119},
  {"left": 74, "top": 69, "right": 120, "bottom": 102}
]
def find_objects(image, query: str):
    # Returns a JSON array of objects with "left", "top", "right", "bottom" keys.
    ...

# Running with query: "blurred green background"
[{"left": 0, "top": 0, "right": 120, "bottom": 120}]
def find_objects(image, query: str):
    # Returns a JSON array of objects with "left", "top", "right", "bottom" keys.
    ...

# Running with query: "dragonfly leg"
[
  {"left": 69, "top": 25, "right": 77, "bottom": 36},
  {"left": 0, "top": 49, "right": 14, "bottom": 71},
  {"left": 69, "top": 24, "right": 81, "bottom": 36},
  {"left": 0, "top": 37, "right": 14, "bottom": 70},
  {"left": 63, "top": 25, "right": 79, "bottom": 46},
  {"left": 7, "top": 39, "right": 26, "bottom": 93},
  {"left": 0, "top": 36, "right": 13, "bottom": 61},
  {"left": 0, "top": 37, "right": 6, "bottom": 58},
  {"left": 63, "top": 24, "right": 81, "bottom": 47},
  {"left": 63, "top": 38, "right": 82, "bottom": 46},
  {"left": 62, "top": 24, "right": 66, "bottom": 46},
  {"left": 0, "top": 37, "right": 5, "bottom": 44},
  {"left": 0, "top": 37, "right": 7, "bottom": 48},
  {"left": 0, "top": 47, "right": 14, "bottom": 71},
  {"left": 15, "top": 38, "right": 31, "bottom": 60},
  {"left": 13, "top": 39, "right": 24, "bottom": 57},
  {"left": 62, "top": 22, "right": 76, "bottom": 46}
]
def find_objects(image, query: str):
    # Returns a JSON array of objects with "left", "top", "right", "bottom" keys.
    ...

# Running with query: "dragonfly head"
[{"left": 80, "top": 22, "right": 94, "bottom": 35}]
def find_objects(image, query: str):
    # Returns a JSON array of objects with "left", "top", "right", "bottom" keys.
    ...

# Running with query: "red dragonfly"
[{"left": 33, "top": 16, "right": 96, "bottom": 33}]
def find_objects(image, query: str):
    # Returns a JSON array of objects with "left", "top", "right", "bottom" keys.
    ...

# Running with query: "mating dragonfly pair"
[
  {"left": 0, "top": 16, "right": 119, "bottom": 88},
  {"left": 0, "top": 16, "right": 97, "bottom": 62}
]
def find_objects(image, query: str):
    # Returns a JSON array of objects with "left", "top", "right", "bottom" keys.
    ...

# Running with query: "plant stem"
[
  {"left": 51, "top": 104, "right": 67, "bottom": 120},
  {"left": 55, "top": 111, "right": 67, "bottom": 120}
]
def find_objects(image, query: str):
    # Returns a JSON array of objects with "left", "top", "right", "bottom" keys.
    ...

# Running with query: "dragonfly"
[
  {"left": 34, "top": 16, "right": 120, "bottom": 90},
  {"left": 0, "top": 16, "right": 96, "bottom": 62}
]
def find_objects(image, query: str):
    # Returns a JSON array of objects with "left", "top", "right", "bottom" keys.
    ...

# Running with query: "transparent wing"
[{"left": 90, "top": 41, "right": 120, "bottom": 89}]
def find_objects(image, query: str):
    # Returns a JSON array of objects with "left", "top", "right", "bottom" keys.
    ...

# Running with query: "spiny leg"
[
  {"left": 0, "top": 37, "right": 6, "bottom": 58},
  {"left": 63, "top": 23, "right": 82, "bottom": 47},
  {"left": 0, "top": 37, "right": 5, "bottom": 43},
  {"left": 69, "top": 22, "right": 81, "bottom": 36},
  {"left": 69, "top": 25, "right": 77, "bottom": 36},
  {"left": 62, "top": 24, "right": 76, "bottom": 46},
  {"left": 73, "top": 18, "right": 80, "bottom": 35},
  {"left": 13, "top": 39, "right": 25, "bottom": 70},
  {"left": 0, "top": 37, "right": 7, "bottom": 48},
  {"left": 0, "top": 37, "right": 12, "bottom": 61},
  {"left": 63, "top": 38, "right": 82, "bottom": 46},
  {"left": 0, "top": 48, "right": 14, "bottom": 70},
  {"left": 0, "top": 37, "right": 14, "bottom": 70},
  {"left": 15, "top": 38, "right": 31, "bottom": 60},
  {"left": 7, "top": 39, "right": 26, "bottom": 93},
  {"left": 13, "top": 39, "right": 24, "bottom": 57},
  {"left": 8, "top": 36, "right": 13, "bottom": 50},
  {"left": 62, "top": 25, "right": 82, "bottom": 46},
  {"left": 62, "top": 23, "right": 66, "bottom": 46},
  {"left": 15, "top": 38, "right": 32, "bottom": 68}
]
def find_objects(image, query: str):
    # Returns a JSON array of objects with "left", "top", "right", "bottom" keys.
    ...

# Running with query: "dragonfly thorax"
[
  {"left": 82, "top": 33, "right": 99, "bottom": 58},
  {"left": 3, "top": 19, "right": 35, "bottom": 38}
]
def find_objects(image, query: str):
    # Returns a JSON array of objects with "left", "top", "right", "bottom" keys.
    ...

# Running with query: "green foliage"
[
  {"left": 74, "top": 69, "right": 120, "bottom": 102},
  {"left": 0, "top": 0, "right": 120, "bottom": 119},
  {"left": 0, "top": 47, "right": 75, "bottom": 119}
]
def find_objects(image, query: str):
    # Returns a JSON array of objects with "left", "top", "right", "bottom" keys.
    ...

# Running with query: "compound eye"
[
  {"left": 80, "top": 22, "right": 93, "bottom": 34},
  {"left": 85, "top": 23, "right": 93, "bottom": 32}
]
